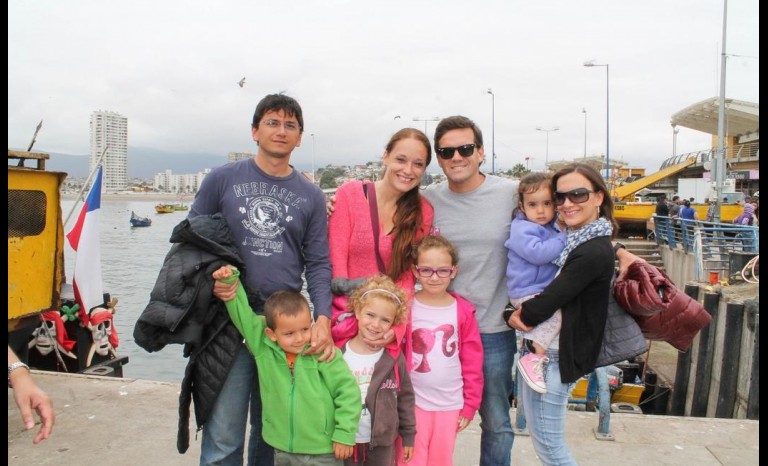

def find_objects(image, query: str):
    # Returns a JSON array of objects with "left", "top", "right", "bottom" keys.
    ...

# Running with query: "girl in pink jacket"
[{"left": 397, "top": 235, "right": 484, "bottom": 466}]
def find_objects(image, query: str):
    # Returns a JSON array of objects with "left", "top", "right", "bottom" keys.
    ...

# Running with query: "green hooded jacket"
[{"left": 222, "top": 270, "right": 361, "bottom": 454}]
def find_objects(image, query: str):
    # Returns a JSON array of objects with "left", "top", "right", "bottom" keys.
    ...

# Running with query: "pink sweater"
[{"left": 328, "top": 181, "right": 434, "bottom": 362}]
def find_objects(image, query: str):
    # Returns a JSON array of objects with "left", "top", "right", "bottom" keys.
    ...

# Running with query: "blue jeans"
[
  {"left": 200, "top": 343, "right": 274, "bottom": 466},
  {"left": 519, "top": 347, "right": 576, "bottom": 466},
  {"left": 478, "top": 331, "right": 516, "bottom": 466}
]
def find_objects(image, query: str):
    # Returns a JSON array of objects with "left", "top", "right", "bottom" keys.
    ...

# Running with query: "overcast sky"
[{"left": 8, "top": 0, "right": 759, "bottom": 174}]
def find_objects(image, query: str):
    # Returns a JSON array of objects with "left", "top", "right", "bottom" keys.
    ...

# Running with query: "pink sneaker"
[{"left": 517, "top": 353, "right": 548, "bottom": 394}]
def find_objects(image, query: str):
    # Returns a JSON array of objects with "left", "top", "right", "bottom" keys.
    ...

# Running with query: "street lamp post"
[
  {"left": 535, "top": 126, "right": 559, "bottom": 168},
  {"left": 582, "top": 107, "right": 588, "bottom": 158},
  {"left": 672, "top": 125, "right": 679, "bottom": 156},
  {"left": 310, "top": 133, "right": 316, "bottom": 184},
  {"left": 584, "top": 60, "right": 610, "bottom": 179},
  {"left": 487, "top": 88, "right": 495, "bottom": 174},
  {"left": 412, "top": 117, "right": 440, "bottom": 135}
]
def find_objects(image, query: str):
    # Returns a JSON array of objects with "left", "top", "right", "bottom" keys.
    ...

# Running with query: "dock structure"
[{"left": 8, "top": 371, "right": 759, "bottom": 465}]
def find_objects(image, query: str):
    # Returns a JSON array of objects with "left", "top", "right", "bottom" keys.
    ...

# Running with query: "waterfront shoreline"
[{"left": 61, "top": 192, "right": 194, "bottom": 202}]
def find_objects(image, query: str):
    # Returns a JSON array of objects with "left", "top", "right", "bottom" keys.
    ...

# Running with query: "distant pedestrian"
[
  {"left": 655, "top": 196, "right": 669, "bottom": 217},
  {"left": 668, "top": 195, "right": 681, "bottom": 218},
  {"left": 733, "top": 202, "right": 756, "bottom": 226},
  {"left": 679, "top": 200, "right": 698, "bottom": 220},
  {"left": 706, "top": 199, "right": 716, "bottom": 222}
]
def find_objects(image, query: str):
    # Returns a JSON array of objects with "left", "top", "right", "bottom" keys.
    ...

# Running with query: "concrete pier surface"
[{"left": 9, "top": 371, "right": 758, "bottom": 465}]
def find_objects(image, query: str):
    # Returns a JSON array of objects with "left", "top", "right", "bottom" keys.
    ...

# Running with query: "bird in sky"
[
  {"left": 238, "top": 77, "right": 246, "bottom": 88},
  {"left": 394, "top": 115, "right": 401, "bottom": 120}
]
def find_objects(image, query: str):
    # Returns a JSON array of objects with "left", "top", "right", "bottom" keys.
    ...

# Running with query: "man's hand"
[
  {"left": 326, "top": 194, "right": 337, "bottom": 217},
  {"left": 333, "top": 442, "right": 353, "bottom": 459},
  {"left": 360, "top": 328, "right": 395, "bottom": 351},
  {"left": 507, "top": 308, "right": 533, "bottom": 333},
  {"left": 306, "top": 315, "right": 335, "bottom": 362}
]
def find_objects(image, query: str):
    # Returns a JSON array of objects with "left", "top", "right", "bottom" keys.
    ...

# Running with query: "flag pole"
[{"left": 64, "top": 145, "right": 108, "bottom": 229}]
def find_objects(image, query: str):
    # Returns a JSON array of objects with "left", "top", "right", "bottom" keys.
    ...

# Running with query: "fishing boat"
[
  {"left": 155, "top": 203, "right": 175, "bottom": 214},
  {"left": 172, "top": 202, "right": 188, "bottom": 211},
  {"left": 8, "top": 148, "right": 128, "bottom": 376},
  {"left": 130, "top": 211, "right": 152, "bottom": 227}
]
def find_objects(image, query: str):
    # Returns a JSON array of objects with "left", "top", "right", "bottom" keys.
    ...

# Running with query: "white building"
[
  {"left": 90, "top": 110, "right": 128, "bottom": 192},
  {"left": 154, "top": 168, "right": 211, "bottom": 193},
  {"left": 227, "top": 151, "right": 256, "bottom": 162}
]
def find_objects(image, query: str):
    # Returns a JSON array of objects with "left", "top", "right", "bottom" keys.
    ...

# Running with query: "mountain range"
[{"left": 34, "top": 147, "right": 230, "bottom": 179}]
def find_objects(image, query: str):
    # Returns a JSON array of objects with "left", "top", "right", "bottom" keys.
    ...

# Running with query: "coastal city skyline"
[{"left": 9, "top": 0, "right": 759, "bottom": 174}]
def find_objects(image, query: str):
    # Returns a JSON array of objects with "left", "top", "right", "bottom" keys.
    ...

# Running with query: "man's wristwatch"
[
  {"left": 613, "top": 242, "right": 626, "bottom": 255},
  {"left": 8, "top": 362, "right": 30, "bottom": 388}
]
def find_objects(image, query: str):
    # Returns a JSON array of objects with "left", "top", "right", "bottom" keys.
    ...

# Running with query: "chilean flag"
[{"left": 66, "top": 166, "right": 104, "bottom": 325}]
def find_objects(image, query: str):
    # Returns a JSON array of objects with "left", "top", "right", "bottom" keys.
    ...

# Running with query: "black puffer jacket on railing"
[{"left": 133, "top": 214, "right": 247, "bottom": 453}]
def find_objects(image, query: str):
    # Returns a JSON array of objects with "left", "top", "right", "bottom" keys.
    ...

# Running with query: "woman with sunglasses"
[
  {"left": 328, "top": 128, "right": 434, "bottom": 363},
  {"left": 506, "top": 163, "right": 618, "bottom": 465}
]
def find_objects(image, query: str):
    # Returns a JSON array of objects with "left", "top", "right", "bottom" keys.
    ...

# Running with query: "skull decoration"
[
  {"left": 28, "top": 310, "right": 77, "bottom": 359},
  {"left": 86, "top": 306, "right": 119, "bottom": 367}
]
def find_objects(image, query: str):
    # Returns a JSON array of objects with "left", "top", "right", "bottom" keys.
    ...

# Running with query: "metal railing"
[
  {"left": 652, "top": 216, "right": 759, "bottom": 279},
  {"left": 659, "top": 141, "right": 759, "bottom": 169}
]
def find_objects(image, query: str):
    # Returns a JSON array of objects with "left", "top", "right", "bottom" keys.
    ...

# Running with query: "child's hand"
[
  {"left": 401, "top": 445, "right": 414, "bottom": 462},
  {"left": 333, "top": 442, "right": 353, "bottom": 460},
  {"left": 457, "top": 416, "right": 471, "bottom": 432},
  {"left": 212, "top": 265, "right": 234, "bottom": 280},
  {"left": 212, "top": 265, "right": 238, "bottom": 302}
]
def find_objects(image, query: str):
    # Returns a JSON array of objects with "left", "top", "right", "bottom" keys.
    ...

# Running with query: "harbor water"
[{"left": 62, "top": 199, "right": 192, "bottom": 382}]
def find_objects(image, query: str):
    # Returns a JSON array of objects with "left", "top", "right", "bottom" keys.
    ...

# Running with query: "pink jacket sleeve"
[{"left": 455, "top": 293, "right": 484, "bottom": 420}]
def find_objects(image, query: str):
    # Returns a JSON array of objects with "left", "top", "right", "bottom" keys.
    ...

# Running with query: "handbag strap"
[{"left": 364, "top": 182, "right": 387, "bottom": 274}]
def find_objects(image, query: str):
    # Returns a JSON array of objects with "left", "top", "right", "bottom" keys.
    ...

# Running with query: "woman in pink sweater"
[{"left": 329, "top": 128, "right": 434, "bottom": 361}]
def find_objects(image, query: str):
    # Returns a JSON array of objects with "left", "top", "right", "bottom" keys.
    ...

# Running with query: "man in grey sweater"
[{"left": 422, "top": 115, "right": 519, "bottom": 466}]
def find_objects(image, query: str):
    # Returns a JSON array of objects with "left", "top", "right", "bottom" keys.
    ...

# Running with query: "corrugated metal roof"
[{"left": 670, "top": 97, "right": 759, "bottom": 136}]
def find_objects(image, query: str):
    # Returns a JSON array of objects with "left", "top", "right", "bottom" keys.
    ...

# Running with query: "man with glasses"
[
  {"left": 422, "top": 115, "right": 519, "bottom": 466},
  {"left": 190, "top": 93, "right": 335, "bottom": 465}
]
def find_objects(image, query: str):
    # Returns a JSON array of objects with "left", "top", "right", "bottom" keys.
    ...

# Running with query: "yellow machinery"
[
  {"left": 8, "top": 149, "right": 67, "bottom": 331},
  {"left": 612, "top": 156, "right": 697, "bottom": 201}
]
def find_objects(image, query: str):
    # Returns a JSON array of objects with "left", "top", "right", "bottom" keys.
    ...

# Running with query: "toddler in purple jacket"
[{"left": 504, "top": 173, "right": 566, "bottom": 394}]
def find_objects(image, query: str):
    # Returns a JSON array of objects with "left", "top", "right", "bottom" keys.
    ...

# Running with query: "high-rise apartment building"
[{"left": 90, "top": 110, "right": 128, "bottom": 191}]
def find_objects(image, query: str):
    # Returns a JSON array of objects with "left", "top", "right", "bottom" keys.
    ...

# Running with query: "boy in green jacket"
[{"left": 213, "top": 266, "right": 361, "bottom": 465}]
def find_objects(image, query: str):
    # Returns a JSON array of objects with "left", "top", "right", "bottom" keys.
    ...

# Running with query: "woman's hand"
[
  {"left": 507, "top": 309, "right": 533, "bottom": 333},
  {"left": 360, "top": 328, "right": 395, "bottom": 350},
  {"left": 615, "top": 247, "right": 646, "bottom": 281}
]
